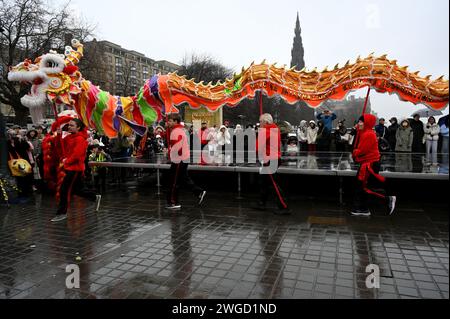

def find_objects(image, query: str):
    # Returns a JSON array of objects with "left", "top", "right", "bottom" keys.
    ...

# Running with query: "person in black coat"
[
  {"left": 316, "top": 120, "right": 331, "bottom": 152},
  {"left": 409, "top": 114, "right": 425, "bottom": 153},
  {"left": 387, "top": 117, "right": 399, "bottom": 152},
  {"left": 334, "top": 120, "right": 348, "bottom": 152}
]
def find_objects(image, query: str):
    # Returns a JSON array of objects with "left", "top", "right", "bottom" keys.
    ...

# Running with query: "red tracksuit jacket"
[
  {"left": 352, "top": 113, "right": 385, "bottom": 198},
  {"left": 256, "top": 123, "right": 281, "bottom": 162},
  {"left": 169, "top": 124, "right": 190, "bottom": 163},
  {"left": 352, "top": 114, "right": 380, "bottom": 164},
  {"left": 62, "top": 129, "right": 89, "bottom": 171}
]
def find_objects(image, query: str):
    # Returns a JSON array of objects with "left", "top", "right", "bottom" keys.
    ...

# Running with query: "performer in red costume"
[
  {"left": 42, "top": 114, "right": 74, "bottom": 195},
  {"left": 256, "top": 113, "right": 289, "bottom": 215},
  {"left": 51, "top": 118, "right": 101, "bottom": 222},
  {"left": 350, "top": 114, "right": 396, "bottom": 216},
  {"left": 166, "top": 113, "right": 206, "bottom": 210}
]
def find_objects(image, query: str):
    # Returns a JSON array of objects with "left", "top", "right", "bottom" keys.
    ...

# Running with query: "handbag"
[
  {"left": 8, "top": 152, "right": 32, "bottom": 177},
  {"left": 378, "top": 137, "right": 390, "bottom": 152}
]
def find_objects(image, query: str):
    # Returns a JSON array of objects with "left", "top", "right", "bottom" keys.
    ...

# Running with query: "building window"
[{"left": 142, "top": 66, "right": 149, "bottom": 78}]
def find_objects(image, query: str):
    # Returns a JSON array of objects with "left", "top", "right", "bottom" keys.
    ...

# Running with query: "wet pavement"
[{"left": 0, "top": 183, "right": 448, "bottom": 299}]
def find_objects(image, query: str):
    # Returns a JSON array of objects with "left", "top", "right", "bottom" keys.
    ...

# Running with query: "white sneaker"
[
  {"left": 350, "top": 210, "right": 371, "bottom": 216},
  {"left": 388, "top": 196, "right": 396, "bottom": 215},
  {"left": 198, "top": 191, "right": 207, "bottom": 205},
  {"left": 166, "top": 204, "right": 181, "bottom": 210},
  {"left": 95, "top": 195, "right": 102, "bottom": 212},
  {"left": 51, "top": 214, "right": 67, "bottom": 222}
]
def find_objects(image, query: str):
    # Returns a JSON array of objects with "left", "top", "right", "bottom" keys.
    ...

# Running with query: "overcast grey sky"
[{"left": 66, "top": 0, "right": 449, "bottom": 120}]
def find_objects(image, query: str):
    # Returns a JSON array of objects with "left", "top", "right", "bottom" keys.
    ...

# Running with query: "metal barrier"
[{"left": 89, "top": 152, "right": 449, "bottom": 203}]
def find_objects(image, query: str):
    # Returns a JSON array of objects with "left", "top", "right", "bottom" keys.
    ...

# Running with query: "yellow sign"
[{"left": 185, "top": 106, "right": 222, "bottom": 130}]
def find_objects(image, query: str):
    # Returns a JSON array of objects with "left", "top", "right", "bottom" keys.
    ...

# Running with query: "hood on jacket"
[
  {"left": 360, "top": 114, "right": 377, "bottom": 131},
  {"left": 399, "top": 119, "right": 410, "bottom": 128},
  {"left": 299, "top": 120, "right": 307, "bottom": 127},
  {"left": 219, "top": 125, "right": 227, "bottom": 131},
  {"left": 389, "top": 117, "right": 398, "bottom": 124}
]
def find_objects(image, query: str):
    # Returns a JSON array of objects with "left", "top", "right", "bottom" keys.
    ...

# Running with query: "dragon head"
[{"left": 8, "top": 39, "right": 84, "bottom": 110}]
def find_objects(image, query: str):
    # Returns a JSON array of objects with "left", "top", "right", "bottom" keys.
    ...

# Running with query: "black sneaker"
[
  {"left": 274, "top": 208, "right": 291, "bottom": 215},
  {"left": 388, "top": 196, "right": 396, "bottom": 215},
  {"left": 198, "top": 191, "right": 207, "bottom": 205},
  {"left": 256, "top": 201, "right": 267, "bottom": 211},
  {"left": 350, "top": 209, "right": 371, "bottom": 216},
  {"left": 166, "top": 204, "right": 181, "bottom": 210}
]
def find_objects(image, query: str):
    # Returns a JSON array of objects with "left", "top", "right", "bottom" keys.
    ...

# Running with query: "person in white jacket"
[
  {"left": 306, "top": 120, "right": 319, "bottom": 153},
  {"left": 424, "top": 116, "right": 440, "bottom": 164},
  {"left": 215, "top": 125, "right": 231, "bottom": 153},
  {"left": 297, "top": 120, "right": 308, "bottom": 152}
]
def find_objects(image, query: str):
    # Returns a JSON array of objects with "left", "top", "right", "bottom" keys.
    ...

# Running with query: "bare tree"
[
  {"left": 121, "top": 57, "right": 137, "bottom": 97},
  {"left": 176, "top": 53, "right": 233, "bottom": 118},
  {"left": 0, "top": 0, "right": 95, "bottom": 125},
  {"left": 178, "top": 53, "right": 233, "bottom": 85},
  {"left": 78, "top": 39, "right": 110, "bottom": 91}
]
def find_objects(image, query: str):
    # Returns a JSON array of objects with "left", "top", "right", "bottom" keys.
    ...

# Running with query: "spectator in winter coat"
[
  {"left": 306, "top": 121, "right": 319, "bottom": 152},
  {"left": 424, "top": 116, "right": 440, "bottom": 164},
  {"left": 375, "top": 118, "right": 390, "bottom": 151},
  {"left": 387, "top": 117, "right": 399, "bottom": 152},
  {"left": 89, "top": 143, "right": 112, "bottom": 194},
  {"left": 6, "top": 129, "right": 33, "bottom": 197},
  {"left": 440, "top": 116, "right": 449, "bottom": 154},
  {"left": 316, "top": 110, "right": 337, "bottom": 132},
  {"left": 334, "top": 120, "right": 348, "bottom": 152},
  {"left": 316, "top": 120, "right": 331, "bottom": 152},
  {"left": 375, "top": 118, "right": 389, "bottom": 139},
  {"left": 198, "top": 122, "right": 209, "bottom": 150},
  {"left": 395, "top": 119, "right": 414, "bottom": 152},
  {"left": 409, "top": 114, "right": 425, "bottom": 153},
  {"left": 215, "top": 125, "right": 231, "bottom": 151},
  {"left": 297, "top": 120, "right": 308, "bottom": 152},
  {"left": 206, "top": 127, "right": 218, "bottom": 156}
]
